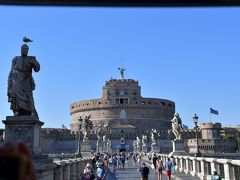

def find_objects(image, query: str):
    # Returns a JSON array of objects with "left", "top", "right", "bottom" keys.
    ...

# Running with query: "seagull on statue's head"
[{"left": 23, "top": 36, "right": 33, "bottom": 43}]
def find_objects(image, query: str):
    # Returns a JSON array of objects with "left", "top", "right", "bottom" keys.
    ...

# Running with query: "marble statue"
[
  {"left": 151, "top": 129, "right": 158, "bottom": 145},
  {"left": 171, "top": 112, "right": 182, "bottom": 140},
  {"left": 136, "top": 136, "right": 141, "bottom": 151},
  {"left": 103, "top": 135, "right": 107, "bottom": 148},
  {"left": 8, "top": 42, "right": 40, "bottom": 118},
  {"left": 107, "top": 138, "right": 111, "bottom": 149},
  {"left": 142, "top": 134, "right": 147, "bottom": 146}
]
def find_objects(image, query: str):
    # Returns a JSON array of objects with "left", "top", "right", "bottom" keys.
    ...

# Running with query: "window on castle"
[
  {"left": 107, "top": 89, "right": 111, "bottom": 95},
  {"left": 124, "top": 98, "right": 128, "bottom": 104},
  {"left": 116, "top": 98, "right": 119, "bottom": 104},
  {"left": 160, "top": 102, "right": 165, "bottom": 107},
  {"left": 116, "top": 89, "right": 119, "bottom": 96},
  {"left": 124, "top": 89, "right": 128, "bottom": 95},
  {"left": 120, "top": 98, "right": 124, "bottom": 104}
]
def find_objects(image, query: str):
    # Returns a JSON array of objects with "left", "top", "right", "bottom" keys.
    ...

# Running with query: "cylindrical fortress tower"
[{"left": 70, "top": 72, "right": 175, "bottom": 132}]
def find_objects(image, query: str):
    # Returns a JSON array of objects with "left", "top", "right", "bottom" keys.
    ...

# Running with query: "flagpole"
[{"left": 210, "top": 112, "right": 211, "bottom": 122}]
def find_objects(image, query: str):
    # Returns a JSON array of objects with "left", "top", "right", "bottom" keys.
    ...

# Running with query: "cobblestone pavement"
[{"left": 106, "top": 159, "right": 200, "bottom": 180}]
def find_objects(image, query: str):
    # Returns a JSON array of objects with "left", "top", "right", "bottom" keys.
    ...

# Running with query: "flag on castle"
[{"left": 210, "top": 107, "right": 219, "bottom": 115}]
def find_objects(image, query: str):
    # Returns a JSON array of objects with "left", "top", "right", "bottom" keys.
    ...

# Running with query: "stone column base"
[
  {"left": 2, "top": 116, "right": 44, "bottom": 156},
  {"left": 151, "top": 144, "right": 159, "bottom": 153},
  {"left": 142, "top": 145, "right": 147, "bottom": 152},
  {"left": 169, "top": 140, "right": 189, "bottom": 156},
  {"left": 81, "top": 142, "right": 92, "bottom": 158}
]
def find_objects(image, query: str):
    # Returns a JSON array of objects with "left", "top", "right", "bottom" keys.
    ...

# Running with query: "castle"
[{"left": 70, "top": 68, "right": 175, "bottom": 132}]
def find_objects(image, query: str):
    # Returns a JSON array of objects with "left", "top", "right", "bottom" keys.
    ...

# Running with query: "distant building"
[
  {"left": 70, "top": 70, "right": 175, "bottom": 132},
  {"left": 187, "top": 122, "right": 237, "bottom": 156}
]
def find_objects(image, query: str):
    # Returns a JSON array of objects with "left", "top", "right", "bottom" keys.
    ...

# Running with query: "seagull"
[{"left": 23, "top": 36, "right": 33, "bottom": 43}]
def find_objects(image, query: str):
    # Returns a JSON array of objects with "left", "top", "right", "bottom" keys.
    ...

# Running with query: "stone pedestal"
[
  {"left": 142, "top": 145, "right": 147, "bottom": 152},
  {"left": 2, "top": 116, "right": 44, "bottom": 156},
  {"left": 151, "top": 144, "right": 159, "bottom": 153},
  {"left": 81, "top": 141, "right": 92, "bottom": 158},
  {"left": 169, "top": 140, "right": 189, "bottom": 156}
]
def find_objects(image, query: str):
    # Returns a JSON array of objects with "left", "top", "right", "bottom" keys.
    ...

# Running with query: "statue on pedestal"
[
  {"left": 118, "top": 67, "right": 126, "bottom": 80},
  {"left": 103, "top": 135, "right": 107, "bottom": 149},
  {"left": 136, "top": 136, "right": 141, "bottom": 151},
  {"left": 7, "top": 38, "right": 40, "bottom": 118},
  {"left": 151, "top": 129, "right": 158, "bottom": 145},
  {"left": 171, "top": 113, "right": 183, "bottom": 141},
  {"left": 142, "top": 134, "right": 147, "bottom": 147},
  {"left": 107, "top": 138, "right": 111, "bottom": 149},
  {"left": 79, "top": 115, "right": 93, "bottom": 142}
]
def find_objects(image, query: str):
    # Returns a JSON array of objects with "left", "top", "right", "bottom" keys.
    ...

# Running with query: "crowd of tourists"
[
  {"left": 82, "top": 152, "right": 222, "bottom": 180},
  {"left": 82, "top": 151, "right": 131, "bottom": 180}
]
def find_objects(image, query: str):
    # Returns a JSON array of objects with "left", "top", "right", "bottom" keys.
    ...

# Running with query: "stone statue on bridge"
[
  {"left": 107, "top": 138, "right": 111, "bottom": 149},
  {"left": 136, "top": 136, "right": 141, "bottom": 151},
  {"left": 142, "top": 134, "right": 147, "bottom": 146},
  {"left": 171, "top": 112, "right": 183, "bottom": 141},
  {"left": 7, "top": 40, "right": 40, "bottom": 118},
  {"left": 79, "top": 115, "right": 93, "bottom": 142},
  {"left": 151, "top": 129, "right": 158, "bottom": 145}
]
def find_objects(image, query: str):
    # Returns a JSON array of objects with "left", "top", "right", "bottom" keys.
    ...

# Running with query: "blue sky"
[{"left": 0, "top": 6, "right": 240, "bottom": 129}]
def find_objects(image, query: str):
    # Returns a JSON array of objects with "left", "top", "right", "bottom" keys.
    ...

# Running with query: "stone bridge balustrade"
[
  {"left": 36, "top": 158, "right": 91, "bottom": 180},
  {"left": 155, "top": 154, "right": 240, "bottom": 180}
]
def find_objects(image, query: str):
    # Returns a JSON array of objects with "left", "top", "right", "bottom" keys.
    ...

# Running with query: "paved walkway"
[{"left": 106, "top": 159, "right": 200, "bottom": 180}]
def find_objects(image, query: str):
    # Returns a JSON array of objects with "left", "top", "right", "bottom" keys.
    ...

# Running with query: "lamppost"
[
  {"left": 193, "top": 114, "right": 201, "bottom": 157},
  {"left": 76, "top": 117, "right": 83, "bottom": 157}
]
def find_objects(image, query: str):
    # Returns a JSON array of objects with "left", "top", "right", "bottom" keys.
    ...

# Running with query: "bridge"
[
  {"left": 36, "top": 153, "right": 240, "bottom": 179},
  {"left": 106, "top": 158, "right": 199, "bottom": 180}
]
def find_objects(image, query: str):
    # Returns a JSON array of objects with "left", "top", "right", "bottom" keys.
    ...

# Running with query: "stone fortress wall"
[{"left": 70, "top": 78, "right": 175, "bottom": 132}]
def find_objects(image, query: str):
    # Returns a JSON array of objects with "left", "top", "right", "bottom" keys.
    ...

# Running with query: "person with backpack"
[
  {"left": 83, "top": 163, "right": 95, "bottom": 180},
  {"left": 119, "top": 154, "right": 126, "bottom": 170},
  {"left": 152, "top": 154, "right": 158, "bottom": 174},
  {"left": 170, "top": 156, "right": 176, "bottom": 173},
  {"left": 165, "top": 158, "right": 173, "bottom": 180},
  {"left": 108, "top": 155, "right": 115, "bottom": 174},
  {"left": 96, "top": 161, "right": 106, "bottom": 180},
  {"left": 156, "top": 156, "right": 164, "bottom": 180},
  {"left": 138, "top": 162, "right": 150, "bottom": 180}
]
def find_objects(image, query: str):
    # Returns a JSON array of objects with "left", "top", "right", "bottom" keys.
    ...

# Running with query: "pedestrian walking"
[
  {"left": 165, "top": 158, "right": 173, "bottom": 180},
  {"left": 152, "top": 154, "right": 158, "bottom": 174},
  {"left": 156, "top": 156, "right": 164, "bottom": 180},
  {"left": 138, "top": 162, "right": 150, "bottom": 180}
]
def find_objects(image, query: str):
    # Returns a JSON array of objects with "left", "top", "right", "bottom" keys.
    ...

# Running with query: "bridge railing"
[
  {"left": 157, "top": 153, "right": 240, "bottom": 180},
  {"left": 36, "top": 157, "right": 91, "bottom": 180}
]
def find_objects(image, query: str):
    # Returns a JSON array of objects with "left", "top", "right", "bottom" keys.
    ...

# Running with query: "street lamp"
[
  {"left": 76, "top": 117, "right": 83, "bottom": 157},
  {"left": 193, "top": 114, "right": 201, "bottom": 157}
]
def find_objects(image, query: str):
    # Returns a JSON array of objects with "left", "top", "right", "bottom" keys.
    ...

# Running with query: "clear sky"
[{"left": 0, "top": 6, "right": 240, "bottom": 129}]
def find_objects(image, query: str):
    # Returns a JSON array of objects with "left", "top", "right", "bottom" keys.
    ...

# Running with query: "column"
[
  {"left": 200, "top": 158, "right": 207, "bottom": 180},
  {"left": 54, "top": 161, "right": 64, "bottom": 180},
  {"left": 185, "top": 158, "right": 189, "bottom": 174},
  {"left": 70, "top": 160, "right": 77, "bottom": 180},
  {"left": 192, "top": 158, "right": 196, "bottom": 176},
  {"left": 75, "top": 158, "right": 82, "bottom": 180},
  {"left": 63, "top": 160, "right": 71, "bottom": 180}
]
